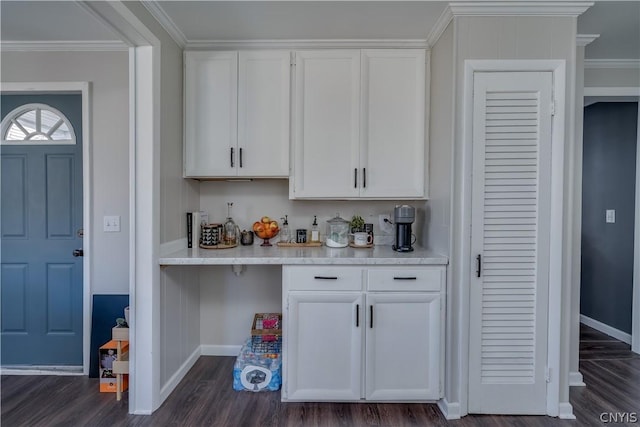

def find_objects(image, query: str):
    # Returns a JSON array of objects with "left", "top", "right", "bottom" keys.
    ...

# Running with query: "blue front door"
[{"left": 1, "top": 94, "right": 83, "bottom": 366}]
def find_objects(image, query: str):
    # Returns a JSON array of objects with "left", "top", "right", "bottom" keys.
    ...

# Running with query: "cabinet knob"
[{"left": 230, "top": 147, "right": 235, "bottom": 168}]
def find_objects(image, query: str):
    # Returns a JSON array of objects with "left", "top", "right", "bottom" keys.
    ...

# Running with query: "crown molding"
[
  {"left": 426, "top": 6, "right": 454, "bottom": 47},
  {"left": 584, "top": 59, "right": 640, "bottom": 69},
  {"left": 449, "top": 1, "right": 593, "bottom": 16},
  {"left": 141, "top": 0, "right": 187, "bottom": 48},
  {"left": 576, "top": 34, "right": 599, "bottom": 47},
  {"left": 185, "top": 39, "right": 429, "bottom": 51},
  {"left": 0, "top": 40, "right": 128, "bottom": 52}
]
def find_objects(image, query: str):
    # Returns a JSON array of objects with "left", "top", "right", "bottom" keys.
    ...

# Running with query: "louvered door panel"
[{"left": 469, "top": 71, "right": 553, "bottom": 414}]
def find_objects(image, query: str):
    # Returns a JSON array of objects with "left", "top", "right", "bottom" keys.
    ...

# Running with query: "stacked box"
[
  {"left": 233, "top": 339, "right": 281, "bottom": 392},
  {"left": 99, "top": 340, "right": 129, "bottom": 393}
]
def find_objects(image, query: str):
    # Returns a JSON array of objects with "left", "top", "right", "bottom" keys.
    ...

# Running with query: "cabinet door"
[
  {"left": 365, "top": 293, "right": 440, "bottom": 400},
  {"left": 238, "top": 51, "right": 290, "bottom": 177},
  {"left": 360, "top": 50, "right": 426, "bottom": 198},
  {"left": 184, "top": 51, "right": 238, "bottom": 177},
  {"left": 284, "top": 292, "right": 363, "bottom": 401},
  {"left": 292, "top": 50, "right": 360, "bottom": 198}
]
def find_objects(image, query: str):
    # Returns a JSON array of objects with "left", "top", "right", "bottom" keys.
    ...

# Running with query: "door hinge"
[
  {"left": 550, "top": 100, "right": 556, "bottom": 116},
  {"left": 545, "top": 367, "right": 551, "bottom": 383}
]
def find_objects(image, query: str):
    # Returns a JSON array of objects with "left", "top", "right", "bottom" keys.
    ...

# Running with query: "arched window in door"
[{"left": 1, "top": 103, "right": 76, "bottom": 144}]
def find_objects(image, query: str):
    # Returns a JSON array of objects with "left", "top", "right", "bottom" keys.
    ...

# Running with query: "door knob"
[{"left": 73, "top": 249, "right": 84, "bottom": 257}]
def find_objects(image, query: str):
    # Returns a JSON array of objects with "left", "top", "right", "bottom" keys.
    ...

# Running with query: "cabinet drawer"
[
  {"left": 284, "top": 266, "right": 363, "bottom": 291},
  {"left": 367, "top": 267, "right": 444, "bottom": 292}
]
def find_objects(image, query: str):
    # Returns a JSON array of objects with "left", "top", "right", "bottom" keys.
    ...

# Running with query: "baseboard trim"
[
  {"left": 159, "top": 346, "right": 201, "bottom": 402},
  {"left": 0, "top": 366, "right": 84, "bottom": 376},
  {"left": 437, "top": 398, "right": 462, "bottom": 420},
  {"left": 201, "top": 345, "right": 242, "bottom": 357},
  {"left": 558, "top": 402, "right": 576, "bottom": 420},
  {"left": 580, "top": 315, "right": 632, "bottom": 344},
  {"left": 569, "top": 371, "right": 586, "bottom": 387}
]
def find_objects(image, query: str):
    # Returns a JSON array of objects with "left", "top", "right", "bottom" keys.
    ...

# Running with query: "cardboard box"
[{"left": 99, "top": 340, "right": 129, "bottom": 393}]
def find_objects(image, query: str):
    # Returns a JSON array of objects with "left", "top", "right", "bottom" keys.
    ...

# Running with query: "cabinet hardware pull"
[
  {"left": 476, "top": 254, "right": 482, "bottom": 278},
  {"left": 363, "top": 168, "right": 366, "bottom": 188},
  {"left": 314, "top": 276, "right": 338, "bottom": 280},
  {"left": 370, "top": 305, "right": 373, "bottom": 328},
  {"left": 239, "top": 148, "right": 243, "bottom": 168},
  {"left": 356, "top": 304, "right": 360, "bottom": 327},
  {"left": 354, "top": 168, "right": 358, "bottom": 188},
  {"left": 393, "top": 277, "right": 417, "bottom": 280},
  {"left": 230, "top": 147, "right": 234, "bottom": 168}
]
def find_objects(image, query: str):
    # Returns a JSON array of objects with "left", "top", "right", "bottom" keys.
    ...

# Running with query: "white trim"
[
  {"left": 0, "top": 40, "right": 127, "bottom": 52},
  {"left": 0, "top": 82, "right": 93, "bottom": 376},
  {"left": 584, "top": 59, "right": 640, "bottom": 70},
  {"left": 462, "top": 59, "right": 566, "bottom": 417},
  {"left": 634, "top": 97, "right": 640, "bottom": 354},
  {"left": 558, "top": 403, "right": 576, "bottom": 420},
  {"left": 449, "top": 1, "right": 592, "bottom": 16},
  {"left": 0, "top": 366, "right": 84, "bottom": 376},
  {"left": 201, "top": 345, "right": 243, "bottom": 356},
  {"left": 569, "top": 371, "right": 585, "bottom": 387},
  {"left": 576, "top": 34, "right": 599, "bottom": 47},
  {"left": 186, "top": 39, "right": 429, "bottom": 50},
  {"left": 160, "top": 238, "right": 187, "bottom": 256},
  {"left": 580, "top": 315, "right": 633, "bottom": 344},
  {"left": 159, "top": 346, "right": 201, "bottom": 402},
  {"left": 141, "top": 1, "right": 187, "bottom": 49},
  {"left": 426, "top": 7, "right": 454, "bottom": 48},
  {"left": 583, "top": 87, "right": 640, "bottom": 97},
  {"left": 437, "top": 398, "right": 462, "bottom": 420}
]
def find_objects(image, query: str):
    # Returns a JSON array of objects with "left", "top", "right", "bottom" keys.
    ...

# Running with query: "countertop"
[{"left": 159, "top": 244, "right": 448, "bottom": 266}]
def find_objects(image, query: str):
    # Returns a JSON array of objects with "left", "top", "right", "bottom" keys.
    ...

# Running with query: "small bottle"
[
  {"left": 310, "top": 215, "right": 320, "bottom": 243},
  {"left": 280, "top": 215, "right": 290, "bottom": 243}
]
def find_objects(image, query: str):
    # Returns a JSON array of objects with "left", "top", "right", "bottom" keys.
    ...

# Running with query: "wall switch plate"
[
  {"left": 605, "top": 209, "right": 616, "bottom": 224},
  {"left": 104, "top": 215, "right": 121, "bottom": 232}
]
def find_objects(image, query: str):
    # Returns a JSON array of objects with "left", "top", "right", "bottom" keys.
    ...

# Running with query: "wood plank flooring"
[{"left": 2, "top": 324, "right": 638, "bottom": 426}]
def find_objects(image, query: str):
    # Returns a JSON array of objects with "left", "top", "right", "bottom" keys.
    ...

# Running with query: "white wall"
[
  {"left": 585, "top": 67, "right": 640, "bottom": 88},
  {"left": 1, "top": 51, "right": 130, "bottom": 295},
  {"left": 449, "top": 15, "right": 577, "bottom": 414},
  {"left": 427, "top": 24, "right": 454, "bottom": 255}
]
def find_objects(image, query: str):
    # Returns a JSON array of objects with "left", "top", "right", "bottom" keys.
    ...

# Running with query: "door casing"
[
  {"left": 457, "top": 60, "right": 567, "bottom": 417},
  {"left": 1, "top": 82, "right": 91, "bottom": 375}
]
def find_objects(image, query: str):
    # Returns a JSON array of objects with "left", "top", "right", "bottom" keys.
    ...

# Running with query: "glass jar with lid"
[
  {"left": 223, "top": 202, "right": 239, "bottom": 246},
  {"left": 325, "top": 213, "right": 349, "bottom": 248}
]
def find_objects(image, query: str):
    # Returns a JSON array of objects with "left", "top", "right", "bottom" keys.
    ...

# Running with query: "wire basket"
[{"left": 251, "top": 313, "right": 282, "bottom": 354}]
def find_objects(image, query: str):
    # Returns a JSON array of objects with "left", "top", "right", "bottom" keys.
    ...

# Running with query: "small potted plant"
[{"left": 350, "top": 215, "right": 365, "bottom": 233}]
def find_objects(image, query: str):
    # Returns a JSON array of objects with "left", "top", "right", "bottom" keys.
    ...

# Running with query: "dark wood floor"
[{"left": 2, "top": 324, "right": 639, "bottom": 426}]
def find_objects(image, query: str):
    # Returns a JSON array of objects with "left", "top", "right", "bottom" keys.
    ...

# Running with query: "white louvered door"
[{"left": 468, "top": 71, "right": 553, "bottom": 414}]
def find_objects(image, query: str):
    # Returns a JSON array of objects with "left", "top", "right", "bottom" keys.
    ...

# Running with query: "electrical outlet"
[
  {"left": 605, "top": 209, "right": 616, "bottom": 224},
  {"left": 104, "top": 215, "right": 121, "bottom": 232}
]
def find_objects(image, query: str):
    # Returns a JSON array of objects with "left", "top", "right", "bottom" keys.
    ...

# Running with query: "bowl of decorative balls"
[{"left": 252, "top": 216, "right": 279, "bottom": 247}]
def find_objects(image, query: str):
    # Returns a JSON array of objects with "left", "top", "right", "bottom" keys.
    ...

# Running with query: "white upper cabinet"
[
  {"left": 291, "top": 49, "right": 427, "bottom": 199},
  {"left": 184, "top": 50, "right": 290, "bottom": 178},
  {"left": 185, "top": 51, "right": 238, "bottom": 177},
  {"left": 360, "top": 50, "right": 425, "bottom": 198},
  {"left": 292, "top": 50, "right": 361, "bottom": 198}
]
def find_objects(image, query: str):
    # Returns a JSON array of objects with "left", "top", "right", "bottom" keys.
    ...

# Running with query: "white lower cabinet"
[{"left": 282, "top": 265, "right": 444, "bottom": 402}]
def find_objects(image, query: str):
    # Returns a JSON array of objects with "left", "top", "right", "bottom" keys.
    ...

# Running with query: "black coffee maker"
[{"left": 392, "top": 205, "right": 415, "bottom": 252}]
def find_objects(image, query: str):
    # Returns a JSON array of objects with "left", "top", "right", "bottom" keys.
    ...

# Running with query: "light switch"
[
  {"left": 104, "top": 215, "right": 121, "bottom": 232},
  {"left": 605, "top": 209, "right": 616, "bottom": 224}
]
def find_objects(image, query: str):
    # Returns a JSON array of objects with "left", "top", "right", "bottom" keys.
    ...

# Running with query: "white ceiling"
[{"left": 1, "top": 1, "right": 639, "bottom": 59}]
